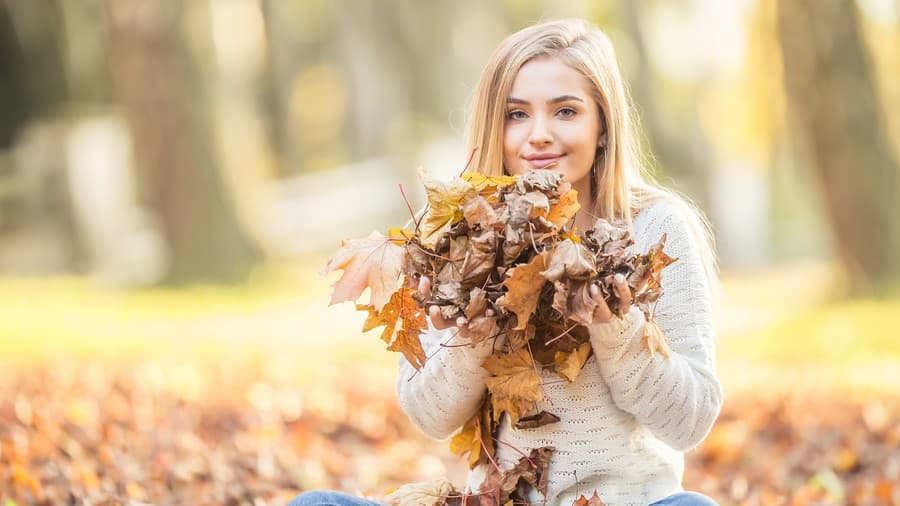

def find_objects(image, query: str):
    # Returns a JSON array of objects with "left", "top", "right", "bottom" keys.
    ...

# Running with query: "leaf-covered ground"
[{"left": 1, "top": 264, "right": 898, "bottom": 505}]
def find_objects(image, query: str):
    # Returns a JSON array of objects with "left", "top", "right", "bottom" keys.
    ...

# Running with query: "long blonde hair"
[{"left": 415, "top": 19, "right": 721, "bottom": 309}]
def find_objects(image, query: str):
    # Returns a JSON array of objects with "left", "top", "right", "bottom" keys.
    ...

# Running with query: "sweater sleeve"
[
  {"left": 396, "top": 318, "right": 493, "bottom": 440},
  {"left": 586, "top": 204, "right": 723, "bottom": 452}
]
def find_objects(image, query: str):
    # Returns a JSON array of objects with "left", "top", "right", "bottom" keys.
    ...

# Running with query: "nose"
[{"left": 528, "top": 115, "right": 553, "bottom": 147}]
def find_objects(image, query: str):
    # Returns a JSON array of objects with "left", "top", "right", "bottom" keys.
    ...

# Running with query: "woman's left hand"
[{"left": 588, "top": 273, "right": 645, "bottom": 324}]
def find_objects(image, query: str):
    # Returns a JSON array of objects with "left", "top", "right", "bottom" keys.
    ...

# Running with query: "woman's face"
[{"left": 502, "top": 56, "right": 605, "bottom": 190}]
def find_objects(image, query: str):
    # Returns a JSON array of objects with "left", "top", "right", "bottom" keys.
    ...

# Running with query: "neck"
[{"left": 571, "top": 176, "right": 595, "bottom": 232}]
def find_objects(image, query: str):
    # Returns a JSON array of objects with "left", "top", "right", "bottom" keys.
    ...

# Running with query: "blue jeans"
[{"left": 287, "top": 490, "right": 718, "bottom": 505}]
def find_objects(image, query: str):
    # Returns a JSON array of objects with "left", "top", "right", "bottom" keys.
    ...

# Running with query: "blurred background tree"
[
  {"left": 0, "top": 0, "right": 897, "bottom": 296},
  {"left": 777, "top": 0, "right": 900, "bottom": 296}
]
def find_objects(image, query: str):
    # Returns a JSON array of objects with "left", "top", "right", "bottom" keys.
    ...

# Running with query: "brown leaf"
[
  {"left": 554, "top": 342, "right": 592, "bottom": 383},
  {"left": 541, "top": 239, "right": 597, "bottom": 282},
  {"left": 497, "top": 253, "right": 549, "bottom": 330},
  {"left": 567, "top": 280, "right": 599, "bottom": 326},
  {"left": 482, "top": 348, "right": 542, "bottom": 425},
  {"left": 486, "top": 446, "right": 555, "bottom": 503},
  {"left": 460, "top": 231, "right": 497, "bottom": 287},
  {"left": 323, "top": 230, "right": 405, "bottom": 312},
  {"left": 514, "top": 411, "right": 561, "bottom": 429},
  {"left": 461, "top": 195, "right": 499, "bottom": 229}
]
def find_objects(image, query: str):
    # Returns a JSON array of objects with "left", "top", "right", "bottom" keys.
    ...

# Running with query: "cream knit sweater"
[{"left": 396, "top": 198, "right": 723, "bottom": 506}]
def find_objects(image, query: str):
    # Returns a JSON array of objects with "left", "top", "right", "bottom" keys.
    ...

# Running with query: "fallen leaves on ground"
[{"left": 2, "top": 356, "right": 898, "bottom": 505}]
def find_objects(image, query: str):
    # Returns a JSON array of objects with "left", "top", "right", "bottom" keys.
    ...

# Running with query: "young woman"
[{"left": 291, "top": 18, "right": 723, "bottom": 506}]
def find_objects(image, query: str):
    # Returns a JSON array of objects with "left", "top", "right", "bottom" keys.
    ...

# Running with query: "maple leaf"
[
  {"left": 497, "top": 252, "right": 549, "bottom": 330},
  {"left": 554, "top": 342, "right": 592, "bottom": 383},
  {"left": 572, "top": 491, "right": 606, "bottom": 506},
  {"left": 547, "top": 188, "right": 581, "bottom": 228},
  {"left": 359, "top": 288, "right": 427, "bottom": 369},
  {"left": 418, "top": 167, "right": 476, "bottom": 249},
  {"left": 483, "top": 348, "right": 542, "bottom": 425},
  {"left": 449, "top": 401, "right": 493, "bottom": 469},
  {"left": 323, "top": 230, "right": 405, "bottom": 312}
]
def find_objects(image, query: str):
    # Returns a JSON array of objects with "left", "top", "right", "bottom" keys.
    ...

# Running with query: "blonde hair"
[{"left": 417, "top": 19, "right": 721, "bottom": 310}]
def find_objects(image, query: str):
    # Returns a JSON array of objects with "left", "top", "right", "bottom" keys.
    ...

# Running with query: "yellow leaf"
[
  {"left": 462, "top": 172, "right": 518, "bottom": 201},
  {"left": 483, "top": 348, "right": 542, "bottom": 425},
  {"left": 417, "top": 167, "right": 476, "bottom": 249},
  {"left": 554, "top": 342, "right": 592, "bottom": 382}
]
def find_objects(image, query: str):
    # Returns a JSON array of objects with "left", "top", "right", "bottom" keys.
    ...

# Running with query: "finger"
[
  {"left": 589, "top": 282, "right": 603, "bottom": 302},
  {"left": 429, "top": 305, "right": 448, "bottom": 329},
  {"left": 418, "top": 276, "right": 431, "bottom": 298},
  {"left": 614, "top": 273, "right": 632, "bottom": 307},
  {"left": 592, "top": 296, "right": 613, "bottom": 323}
]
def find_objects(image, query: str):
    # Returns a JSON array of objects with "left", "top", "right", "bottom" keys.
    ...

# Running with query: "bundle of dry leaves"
[{"left": 324, "top": 167, "right": 676, "bottom": 505}]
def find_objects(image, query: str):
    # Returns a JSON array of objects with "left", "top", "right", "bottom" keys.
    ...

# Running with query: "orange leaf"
[
  {"left": 497, "top": 252, "right": 549, "bottom": 330},
  {"left": 547, "top": 188, "right": 580, "bottom": 228},
  {"left": 359, "top": 288, "right": 427, "bottom": 369},
  {"left": 323, "top": 230, "right": 405, "bottom": 312}
]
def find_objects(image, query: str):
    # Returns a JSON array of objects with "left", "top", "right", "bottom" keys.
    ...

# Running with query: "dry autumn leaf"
[
  {"left": 554, "top": 342, "right": 593, "bottom": 383},
  {"left": 496, "top": 252, "right": 549, "bottom": 330},
  {"left": 572, "top": 491, "right": 606, "bottom": 506},
  {"left": 483, "top": 348, "right": 543, "bottom": 425},
  {"left": 323, "top": 230, "right": 405, "bottom": 312},
  {"left": 358, "top": 288, "right": 427, "bottom": 369},
  {"left": 547, "top": 187, "right": 580, "bottom": 228},
  {"left": 384, "top": 478, "right": 456, "bottom": 506},
  {"left": 418, "top": 167, "right": 476, "bottom": 249}
]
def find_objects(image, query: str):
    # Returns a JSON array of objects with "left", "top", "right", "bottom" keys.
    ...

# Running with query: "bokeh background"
[{"left": 1, "top": 0, "right": 899, "bottom": 505}]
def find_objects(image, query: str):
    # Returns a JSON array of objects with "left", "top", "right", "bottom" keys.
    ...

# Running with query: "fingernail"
[
  {"left": 590, "top": 284, "right": 598, "bottom": 295},
  {"left": 615, "top": 273, "right": 625, "bottom": 283}
]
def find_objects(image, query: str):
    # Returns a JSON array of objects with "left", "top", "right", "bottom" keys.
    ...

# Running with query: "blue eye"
[
  {"left": 507, "top": 110, "right": 527, "bottom": 120},
  {"left": 558, "top": 107, "right": 577, "bottom": 118}
]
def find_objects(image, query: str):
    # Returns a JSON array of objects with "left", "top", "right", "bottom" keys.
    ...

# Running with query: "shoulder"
[{"left": 632, "top": 195, "right": 699, "bottom": 250}]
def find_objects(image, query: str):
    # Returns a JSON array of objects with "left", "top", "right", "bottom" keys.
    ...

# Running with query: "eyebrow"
[{"left": 506, "top": 95, "right": 585, "bottom": 105}]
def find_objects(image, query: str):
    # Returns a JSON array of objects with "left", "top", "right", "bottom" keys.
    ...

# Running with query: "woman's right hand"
[{"left": 417, "top": 276, "right": 475, "bottom": 339}]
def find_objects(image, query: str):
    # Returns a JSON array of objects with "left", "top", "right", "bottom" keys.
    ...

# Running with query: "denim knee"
[
  {"left": 651, "top": 491, "right": 719, "bottom": 506},
  {"left": 287, "top": 490, "right": 383, "bottom": 506}
]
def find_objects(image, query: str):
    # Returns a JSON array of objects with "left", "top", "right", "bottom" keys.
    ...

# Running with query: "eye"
[
  {"left": 557, "top": 107, "right": 577, "bottom": 118},
  {"left": 507, "top": 109, "right": 528, "bottom": 120}
]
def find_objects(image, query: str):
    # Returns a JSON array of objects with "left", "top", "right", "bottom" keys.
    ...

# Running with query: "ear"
[{"left": 597, "top": 131, "right": 608, "bottom": 149}]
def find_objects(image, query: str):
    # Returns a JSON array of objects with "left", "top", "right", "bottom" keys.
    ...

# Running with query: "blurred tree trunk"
[
  {"left": 102, "top": 2, "right": 257, "bottom": 284},
  {"left": 777, "top": 0, "right": 900, "bottom": 296},
  {"left": 620, "top": 0, "right": 714, "bottom": 209}
]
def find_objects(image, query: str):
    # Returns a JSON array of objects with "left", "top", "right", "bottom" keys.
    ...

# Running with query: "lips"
[{"left": 524, "top": 154, "right": 563, "bottom": 169}]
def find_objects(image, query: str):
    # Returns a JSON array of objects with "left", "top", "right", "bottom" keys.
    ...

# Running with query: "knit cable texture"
[{"left": 396, "top": 198, "right": 723, "bottom": 506}]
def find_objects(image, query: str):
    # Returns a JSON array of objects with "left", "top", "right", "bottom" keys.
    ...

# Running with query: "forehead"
[{"left": 509, "top": 56, "right": 594, "bottom": 99}]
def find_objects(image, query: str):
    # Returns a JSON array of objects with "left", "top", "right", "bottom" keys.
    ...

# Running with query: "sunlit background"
[{"left": 1, "top": 1, "right": 899, "bottom": 505}]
